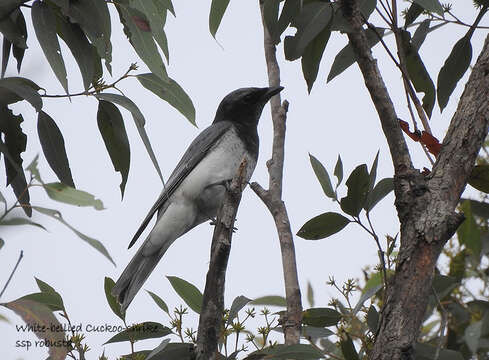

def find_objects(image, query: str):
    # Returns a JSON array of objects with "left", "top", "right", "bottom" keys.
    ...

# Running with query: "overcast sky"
[{"left": 1, "top": 1, "right": 487, "bottom": 359}]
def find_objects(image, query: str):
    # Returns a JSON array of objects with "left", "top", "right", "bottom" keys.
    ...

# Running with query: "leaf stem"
[{"left": 0, "top": 250, "right": 24, "bottom": 299}]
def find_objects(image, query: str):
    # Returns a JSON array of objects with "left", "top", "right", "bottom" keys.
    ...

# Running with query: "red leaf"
[
  {"left": 132, "top": 16, "right": 151, "bottom": 32},
  {"left": 420, "top": 131, "right": 441, "bottom": 157},
  {"left": 399, "top": 119, "right": 421, "bottom": 142}
]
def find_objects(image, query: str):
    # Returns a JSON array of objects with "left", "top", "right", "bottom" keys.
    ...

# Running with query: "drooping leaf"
[
  {"left": 302, "top": 326, "right": 334, "bottom": 341},
  {"left": 437, "top": 35, "right": 472, "bottom": 112},
  {"left": 0, "top": 1, "right": 26, "bottom": 20},
  {"left": 297, "top": 212, "right": 350, "bottom": 240},
  {"left": 413, "top": 0, "right": 444, "bottom": 16},
  {"left": 368, "top": 150, "right": 379, "bottom": 192},
  {"left": 62, "top": 0, "right": 112, "bottom": 72},
  {"left": 33, "top": 206, "right": 115, "bottom": 266},
  {"left": 457, "top": 200, "right": 481, "bottom": 257},
  {"left": 353, "top": 283, "right": 382, "bottom": 314},
  {"left": 104, "top": 277, "right": 126, "bottom": 321},
  {"left": 365, "top": 177, "right": 394, "bottom": 212},
  {"left": 167, "top": 276, "right": 203, "bottom": 314},
  {"left": 274, "top": 0, "right": 301, "bottom": 44},
  {"left": 42, "top": 182, "right": 104, "bottom": 210},
  {"left": 250, "top": 295, "right": 287, "bottom": 307},
  {"left": 1, "top": 37, "right": 11, "bottom": 77},
  {"left": 330, "top": 0, "right": 377, "bottom": 32},
  {"left": 303, "top": 307, "right": 342, "bottom": 327},
  {"left": 341, "top": 164, "right": 370, "bottom": 217},
  {"left": 461, "top": 198, "right": 489, "bottom": 219},
  {"left": 309, "top": 154, "right": 335, "bottom": 198},
  {"left": 0, "top": 9, "right": 27, "bottom": 49},
  {"left": 97, "top": 100, "right": 130, "bottom": 198},
  {"left": 11, "top": 8, "right": 26, "bottom": 73},
  {"left": 468, "top": 165, "right": 489, "bottom": 194},
  {"left": 306, "top": 281, "right": 314, "bottom": 307},
  {"left": 209, "top": 0, "right": 231, "bottom": 38},
  {"left": 2, "top": 298, "right": 68, "bottom": 360},
  {"left": 411, "top": 19, "right": 430, "bottom": 50},
  {"left": 137, "top": 73, "right": 195, "bottom": 126},
  {"left": 432, "top": 274, "right": 458, "bottom": 300},
  {"left": 146, "top": 338, "right": 171, "bottom": 360},
  {"left": 31, "top": 1, "right": 68, "bottom": 94},
  {"left": 95, "top": 93, "right": 164, "bottom": 183},
  {"left": 130, "top": 0, "right": 169, "bottom": 61},
  {"left": 0, "top": 217, "right": 46, "bottom": 230},
  {"left": 340, "top": 333, "right": 359, "bottom": 360},
  {"left": 37, "top": 111, "right": 75, "bottom": 187},
  {"left": 146, "top": 290, "right": 169, "bottom": 314},
  {"left": 104, "top": 321, "right": 171, "bottom": 344},
  {"left": 57, "top": 18, "right": 97, "bottom": 91},
  {"left": 0, "top": 77, "right": 42, "bottom": 111},
  {"left": 117, "top": 4, "right": 167, "bottom": 81},
  {"left": 328, "top": 27, "right": 385, "bottom": 82},
  {"left": 301, "top": 24, "right": 331, "bottom": 93},
  {"left": 0, "top": 106, "right": 30, "bottom": 216},
  {"left": 284, "top": 2, "right": 333, "bottom": 61},
  {"left": 401, "top": 30, "right": 435, "bottom": 118},
  {"left": 227, "top": 295, "right": 252, "bottom": 326},
  {"left": 263, "top": 0, "right": 280, "bottom": 43},
  {"left": 367, "top": 305, "right": 379, "bottom": 333}
]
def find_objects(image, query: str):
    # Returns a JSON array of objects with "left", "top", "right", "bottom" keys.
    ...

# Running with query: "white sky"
[{"left": 1, "top": 1, "right": 487, "bottom": 359}]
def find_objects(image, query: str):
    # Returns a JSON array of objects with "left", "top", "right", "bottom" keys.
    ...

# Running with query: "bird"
[{"left": 112, "top": 86, "right": 284, "bottom": 312}]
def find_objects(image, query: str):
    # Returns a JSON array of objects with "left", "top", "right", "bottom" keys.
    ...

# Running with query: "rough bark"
[
  {"left": 248, "top": 0, "right": 303, "bottom": 345},
  {"left": 195, "top": 160, "right": 248, "bottom": 360},
  {"left": 340, "top": 1, "right": 489, "bottom": 359}
]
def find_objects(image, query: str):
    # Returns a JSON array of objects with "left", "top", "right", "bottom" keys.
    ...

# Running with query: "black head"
[{"left": 213, "top": 86, "right": 284, "bottom": 127}]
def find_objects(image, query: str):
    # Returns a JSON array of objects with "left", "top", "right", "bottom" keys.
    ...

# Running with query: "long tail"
[{"left": 112, "top": 242, "right": 168, "bottom": 313}]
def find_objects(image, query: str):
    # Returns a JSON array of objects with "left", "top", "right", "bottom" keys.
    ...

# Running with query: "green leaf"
[
  {"left": 227, "top": 295, "right": 251, "bottom": 326},
  {"left": 414, "top": 343, "right": 464, "bottom": 360},
  {"left": 468, "top": 165, "right": 489, "bottom": 194},
  {"left": 146, "top": 290, "right": 169, "bottom": 314},
  {"left": 97, "top": 100, "right": 130, "bottom": 198},
  {"left": 130, "top": 0, "right": 169, "bottom": 61},
  {"left": 2, "top": 298, "right": 68, "bottom": 360},
  {"left": 63, "top": 0, "right": 112, "bottom": 72},
  {"left": 465, "top": 321, "right": 482, "bottom": 354},
  {"left": 95, "top": 93, "right": 164, "bottom": 183},
  {"left": 340, "top": 333, "right": 359, "bottom": 360},
  {"left": 284, "top": 2, "right": 333, "bottom": 61},
  {"left": 263, "top": 344, "right": 324, "bottom": 359},
  {"left": 365, "top": 177, "right": 394, "bottom": 212},
  {"left": 461, "top": 198, "right": 489, "bottom": 219},
  {"left": 209, "top": 0, "right": 231, "bottom": 38},
  {"left": 401, "top": 30, "right": 435, "bottom": 118},
  {"left": 124, "top": 343, "right": 193, "bottom": 360},
  {"left": 301, "top": 24, "right": 331, "bottom": 93},
  {"left": 274, "top": 0, "right": 301, "bottom": 43},
  {"left": 327, "top": 27, "right": 385, "bottom": 82},
  {"left": 297, "top": 212, "right": 350, "bottom": 240},
  {"left": 37, "top": 111, "right": 75, "bottom": 187},
  {"left": 368, "top": 150, "right": 379, "bottom": 192},
  {"left": 263, "top": 0, "right": 280, "bottom": 43},
  {"left": 437, "top": 35, "right": 472, "bottom": 112},
  {"left": 302, "top": 326, "right": 334, "bottom": 340},
  {"left": 35, "top": 277, "right": 57, "bottom": 294},
  {"left": 137, "top": 73, "right": 195, "bottom": 126},
  {"left": 334, "top": 154, "right": 343, "bottom": 186},
  {"left": 353, "top": 283, "right": 382, "bottom": 314},
  {"left": 43, "top": 182, "right": 104, "bottom": 210},
  {"left": 0, "top": 217, "right": 46, "bottom": 230},
  {"left": 458, "top": 200, "right": 481, "bottom": 257},
  {"left": 250, "top": 295, "right": 287, "bottom": 307},
  {"left": 432, "top": 274, "right": 458, "bottom": 300},
  {"left": 0, "top": 77, "right": 42, "bottom": 111},
  {"left": 57, "top": 18, "right": 98, "bottom": 91},
  {"left": 2, "top": 37, "right": 11, "bottom": 78},
  {"left": 0, "top": 9, "right": 27, "bottom": 49},
  {"left": 0, "top": 106, "right": 30, "bottom": 216},
  {"left": 104, "top": 321, "right": 171, "bottom": 344},
  {"left": 118, "top": 4, "right": 167, "bottom": 81},
  {"left": 31, "top": 1, "right": 68, "bottom": 94},
  {"left": 146, "top": 338, "right": 171, "bottom": 360},
  {"left": 32, "top": 206, "right": 115, "bottom": 266},
  {"left": 413, "top": 0, "right": 444, "bottom": 16},
  {"left": 367, "top": 305, "right": 379, "bottom": 333},
  {"left": 404, "top": 2, "right": 424, "bottom": 27},
  {"left": 411, "top": 19, "right": 430, "bottom": 50},
  {"left": 303, "top": 307, "right": 341, "bottom": 327},
  {"left": 20, "top": 292, "right": 65, "bottom": 312},
  {"left": 167, "top": 276, "right": 203, "bottom": 314},
  {"left": 309, "top": 154, "right": 335, "bottom": 198},
  {"left": 104, "top": 277, "right": 125, "bottom": 321},
  {"left": 341, "top": 164, "right": 370, "bottom": 217},
  {"left": 306, "top": 281, "right": 314, "bottom": 307}
]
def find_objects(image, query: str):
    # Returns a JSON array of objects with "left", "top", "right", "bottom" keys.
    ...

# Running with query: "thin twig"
[{"left": 0, "top": 250, "right": 24, "bottom": 299}]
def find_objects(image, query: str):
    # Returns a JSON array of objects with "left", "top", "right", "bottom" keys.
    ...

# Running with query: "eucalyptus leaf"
[
  {"left": 104, "top": 322, "right": 171, "bottom": 344},
  {"left": 43, "top": 182, "right": 104, "bottom": 210},
  {"left": 297, "top": 212, "right": 350, "bottom": 240},
  {"left": 167, "top": 276, "right": 203, "bottom": 314},
  {"left": 104, "top": 277, "right": 125, "bottom": 321},
  {"left": 209, "top": 0, "right": 231, "bottom": 38},
  {"left": 227, "top": 295, "right": 252, "bottom": 326}
]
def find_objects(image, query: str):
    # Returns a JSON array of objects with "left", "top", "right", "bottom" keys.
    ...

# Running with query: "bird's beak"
[{"left": 262, "top": 86, "right": 284, "bottom": 100}]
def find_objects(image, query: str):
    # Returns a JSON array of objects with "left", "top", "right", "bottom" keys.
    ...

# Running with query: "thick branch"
[
  {"left": 195, "top": 160, "right": 248, "bottom": 360},
  {"left": 250, "top": 0, "right": 303, "bottom": 345},
  {"left": 340, "top": 0, "right": 412, "bottom": 173}
]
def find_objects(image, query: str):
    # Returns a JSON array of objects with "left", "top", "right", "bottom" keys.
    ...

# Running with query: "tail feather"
[{"left": 112, "top": 243, "right": 167, "bottom": 312}]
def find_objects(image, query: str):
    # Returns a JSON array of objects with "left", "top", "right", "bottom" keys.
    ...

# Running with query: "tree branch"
[
  {"left": 195, "top": 159, "right": 248, "bottom": 360},
  {"left": 249, "top": 0, "right": 303, "bottom": 345}
]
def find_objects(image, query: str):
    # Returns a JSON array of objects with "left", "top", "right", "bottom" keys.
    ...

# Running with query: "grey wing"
[{"left": 127, "top": 121, "right": 233, "bottom": 249}]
